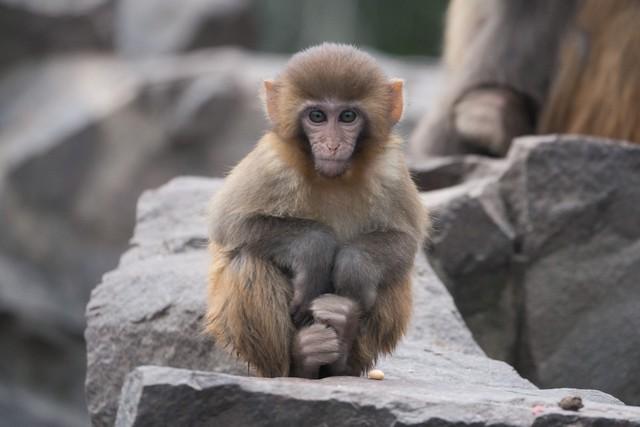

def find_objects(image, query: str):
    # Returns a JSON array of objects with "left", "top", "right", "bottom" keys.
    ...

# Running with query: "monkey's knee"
[
  {"left": 288, "top": 229, "right": 339, "bottom": 325},
  {"left": 296, "top": 229, "right": 338, "bottom": 272},
  {"left": 452, "top": 87, "right": 536, "bottom": 156},
  {"left": 332, "top": 247, "right": 379, "bottom": 311}
]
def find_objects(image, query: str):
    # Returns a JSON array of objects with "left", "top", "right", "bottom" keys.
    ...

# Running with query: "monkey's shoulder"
[{"left": 211, "top": 134, "right": 424, "bottom": 240}]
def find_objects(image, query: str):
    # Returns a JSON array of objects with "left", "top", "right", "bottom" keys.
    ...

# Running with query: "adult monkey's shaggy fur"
[{"left": 411, "top": 0, "right": 640, "bottom": 158}]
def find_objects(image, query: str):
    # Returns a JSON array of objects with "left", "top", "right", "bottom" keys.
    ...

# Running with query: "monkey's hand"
[
  {"left": 289, "top": 273, "right": 329, "bottom": 327},
  {"left": 291, "top": 323, "right": 340, "bottom": 379},
  {"left": 311, "top": 294, "right": 361, "bottom": 345},
  {"left": 311, "top": 294, "right": 361, "bottom": 376},
  {"left": 452, "top": 86, "right": 535, "bottom": 156}
]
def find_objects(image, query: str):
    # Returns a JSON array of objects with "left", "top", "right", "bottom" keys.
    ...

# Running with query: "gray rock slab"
[
  {"left": 87, "top": 176, "right": 635, "bottom": 426},
  {"left": 423, "top": 135, "right": 640, "bottom": 404},
  {"left": 505, "top": 137, "right": 640, "bottom": 404},
  {"left": 115, "top": 366, "right": 639, "bottom": 427}
]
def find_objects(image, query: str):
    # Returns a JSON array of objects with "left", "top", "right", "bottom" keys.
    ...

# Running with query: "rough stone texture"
[
  {"left": 115, "top": 366, "right": 640, "bottom": 427},
  {"left": 115, "top": 0, "right": 256, "bottom": 56},
  {"left": 86, "top": 175, "right": 639, "bottom": 427},
  {"left": 422, "top": 135, "right": 640, "bottom": 404}
]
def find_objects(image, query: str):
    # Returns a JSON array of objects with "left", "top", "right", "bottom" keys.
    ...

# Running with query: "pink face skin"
[{"left": 300, "top": 101, "right": 366, "bottom": 178}]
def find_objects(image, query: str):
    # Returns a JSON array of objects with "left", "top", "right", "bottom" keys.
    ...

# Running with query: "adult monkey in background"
[
  {"left": 410, "top": 0, "right": 640, "bottom": 158},
  {"left": 206, "top": 43, "right": 427, "bottom": 379}
]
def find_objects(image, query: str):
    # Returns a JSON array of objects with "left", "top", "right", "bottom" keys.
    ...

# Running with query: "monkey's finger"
[
  {"left": 303, "top": 333, "right": 341, "bottom": 364},
  {"left": 312, "top": 311, "right": 347, "bottom": 333},
  {"left": 305, "top": 351, "right": 341, "bottom": 366},
  {"left": 310, "top": 294, "right": 354, "bottom": 315},
  {"left": 298, "top": 324, "right": 338, "bottom": 347},
  {"left": 311, "top": 295, "right": 360, "bottom": 334}
]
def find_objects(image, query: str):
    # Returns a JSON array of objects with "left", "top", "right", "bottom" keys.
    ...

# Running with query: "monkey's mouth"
[{"left": 314, "top": 158, "right": 350, "bottom": 178}]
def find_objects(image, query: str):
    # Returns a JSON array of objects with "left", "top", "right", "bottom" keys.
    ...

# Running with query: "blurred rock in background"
[{"left": 0, "top": 1, "right": 445, "bottom": 425}]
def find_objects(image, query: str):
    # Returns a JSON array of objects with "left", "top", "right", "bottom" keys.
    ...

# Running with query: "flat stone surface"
[
  {"left": 116, "top": 365, "right": 640, "bottom": 427},
  {"left": 422, "top": 135, "right": 640, "bottom": 404},
  {"left": 86, "top": 175, "right": 638, "bottom": 426}
]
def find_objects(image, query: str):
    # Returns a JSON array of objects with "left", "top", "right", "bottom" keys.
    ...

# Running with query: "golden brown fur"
[
  {"left": 411, "top": 0, "right": 640, "bottom": 158},
  {"left": 539, "top": 0, "right": 640, "bottom": 143},
  {"left": 267, "top": 44, "right": 399, "bottom": 143},
  {"left": 205, "top": 44, "right": 427, "bottom": 377},
  {"left": 444, "top": 0, "right": 491, "bottom": 72},
  {"left": 206, "top": 134, "right": 426, "bottom": 376}
]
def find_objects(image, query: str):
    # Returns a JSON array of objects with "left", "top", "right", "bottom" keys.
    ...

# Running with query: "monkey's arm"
[
  {"left": 206, "top": 214, "right": 336, "bottom": 378},
  {"left": 212, "top": 214, "right": 338, "bottom": 326},
  {"left": 333, "top": 230, "right": 417, "bottom": 311},
  {"left": 313, "top": 229, "right": 416, "bottom": 376}
]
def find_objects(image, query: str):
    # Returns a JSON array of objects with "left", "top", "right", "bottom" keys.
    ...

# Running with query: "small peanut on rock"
[{"left": 367, "top": 369, "right": 384, "bottom": 380}]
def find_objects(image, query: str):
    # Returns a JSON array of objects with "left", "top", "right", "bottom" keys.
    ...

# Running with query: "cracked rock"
[
  {"left": 422, "top": 135, "right": 640, "bottom": 404},
  {"left": 86, "top": 175, "right": 639, "bottom": 426}
]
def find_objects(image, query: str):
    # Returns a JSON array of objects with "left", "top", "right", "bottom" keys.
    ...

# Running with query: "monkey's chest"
[{"left": 301, "top": 191, "right": 386, "bottom": 241}]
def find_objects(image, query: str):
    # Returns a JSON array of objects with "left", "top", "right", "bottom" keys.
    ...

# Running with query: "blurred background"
[{"left": 0, "top": 0, "right": 446, "bottom": 425}]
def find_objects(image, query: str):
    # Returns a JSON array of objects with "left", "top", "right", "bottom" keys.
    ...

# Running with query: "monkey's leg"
[
  {"left": 331, "top": 230, "right": 417, "bottom": 374},
  {"left": 207, "top": 216, "right": 337, "bottom": 376},
  {"left": 206, "top": 245, "right": 295, "bottom": 377},
  {"left": 291, "top": 323, "right": 341, "bottom": 379},
  {"left": 350, "top": 277, "right": 412, "bottom": 374},
  {"left": 453, "top": 86, "right": 535, "bottom": 156},
  {"left": 410, "top": 0, "right": 578, "bottom": 157},
  {"left": 233, "top": 215, "right": 338, "bottom": 326}
]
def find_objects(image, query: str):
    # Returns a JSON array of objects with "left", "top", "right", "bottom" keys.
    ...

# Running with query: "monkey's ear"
[
  {"left": 389, "top": 79, "right": 404, "bottom": 124},
  {"left": 263, "top": 80, "right": 278, "bottom": 124}
]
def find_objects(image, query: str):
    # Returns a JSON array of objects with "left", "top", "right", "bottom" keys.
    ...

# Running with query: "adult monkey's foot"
[{"left": 453, "top": 86, "right": 535, "bottom": 156}]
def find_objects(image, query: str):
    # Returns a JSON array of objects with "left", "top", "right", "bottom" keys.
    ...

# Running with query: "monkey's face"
[{"left": 300, "top": 101, "right": 365, "bottom": 178}]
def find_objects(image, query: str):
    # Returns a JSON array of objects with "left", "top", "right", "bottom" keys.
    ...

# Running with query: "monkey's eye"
[
  {"left": 339, "top": 110, "right": 357, "bottom": 123},
  {"left": 308, "top": 110, "right": 327, "bottom": 123}
]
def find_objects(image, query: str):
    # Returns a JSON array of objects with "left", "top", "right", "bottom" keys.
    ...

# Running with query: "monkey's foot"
[
  {"left": 310, "top": 294, "right": 361, "bottom": 376},
  {"left": 453, "top": 87, "right": 535, "bottom": 156},
  {"left": 292, "top": 323, "right": 340, "bottom": 379}
]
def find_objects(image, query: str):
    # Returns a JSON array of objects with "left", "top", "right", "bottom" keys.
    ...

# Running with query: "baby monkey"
[{"left": 206, "top": 43, "right": 427, "bottom": 379}]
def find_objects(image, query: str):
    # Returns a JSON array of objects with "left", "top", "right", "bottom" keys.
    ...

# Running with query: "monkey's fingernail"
[{"left": 367, "top": 369, "right": 384, "bottom": 380}]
